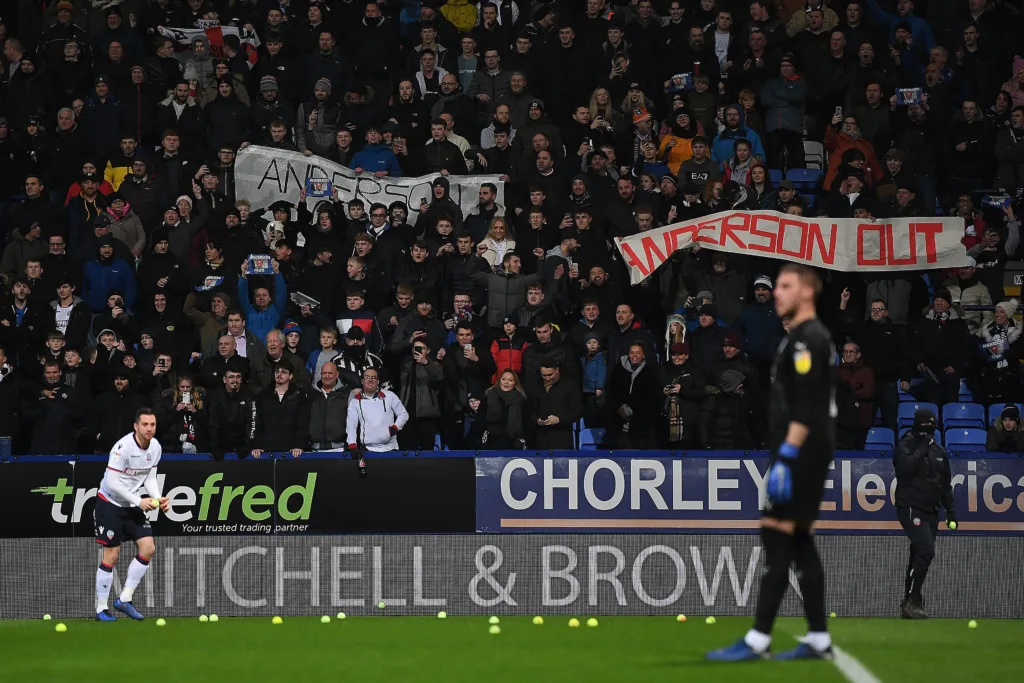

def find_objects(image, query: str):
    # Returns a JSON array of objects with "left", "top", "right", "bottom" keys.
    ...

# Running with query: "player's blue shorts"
[{"left": 93, "top": 496, "right": 153, "bottom": 546}]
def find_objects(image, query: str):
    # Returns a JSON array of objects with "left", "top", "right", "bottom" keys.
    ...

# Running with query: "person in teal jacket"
[{"left": 237, "top": 260, "right": 287, "bottom": 347}]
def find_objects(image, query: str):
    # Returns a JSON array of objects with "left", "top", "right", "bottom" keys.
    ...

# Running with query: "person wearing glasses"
[{"left": 346, "top": 366, "right": 409, "bottom": 456}]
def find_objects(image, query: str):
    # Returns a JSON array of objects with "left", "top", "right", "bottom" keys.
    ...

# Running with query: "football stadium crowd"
[{"left": 0, "top": 0, "right": 1023, "bottom": 457}]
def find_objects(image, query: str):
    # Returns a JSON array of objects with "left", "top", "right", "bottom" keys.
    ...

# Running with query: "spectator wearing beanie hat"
[
  {"left": 296, "top": 77, "right": 342, "bottom": 158},
  {"left": 761, "top": 53, "right": 808, "bottom": 171},
  {"left": 661, "top": 341, "right": 705, "bottom": 449},
  {"left": 910, "top": 288, "right": 972, "bottom": 405},
  {"left": 703, "top": 330, "right": 759, "bottom": 449},
  {"left": 987, "top": 403, "right": 1024, "bottom": 453},
  {"left": 688, "top": 302, "right": 727, "bottom": 368}
]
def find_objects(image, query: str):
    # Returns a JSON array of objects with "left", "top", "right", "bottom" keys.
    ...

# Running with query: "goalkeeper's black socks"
[
  {"left": 753, "top": 527, "right": 794, "bottom": 635},
  {"left": 792, "top": 528, "right": 827, "bottom": 634}
]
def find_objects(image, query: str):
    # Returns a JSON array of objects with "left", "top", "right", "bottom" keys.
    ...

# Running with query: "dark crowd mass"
[{"left": 0, "top": 0, "right": 1023, "bottom": 457}]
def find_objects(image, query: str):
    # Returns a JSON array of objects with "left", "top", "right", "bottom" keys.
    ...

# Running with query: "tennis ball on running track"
[
  {"left": 209, "top": 614, "right": 219, "bottom": 622},
  {"left": 198, "top": 615, "right": 208, "bottom": 622},
  {"left": 489, "top": 625, "right": 501, "bottom": 635},
  {"left": 968, "top": 620, "right": 977, "bottom": 629},
  {"left": 321, "top": 616, "right": 331, "bottom": 624},
  {"left": 568, "top": 618, "right": 580, "bottom": 628},
  {"left": 705, "top": 616, "right": 716, "bottom": 625},
  {"left": 156, "top": 618, "right": 167, "bottom": 627},
  {"left": 533, "top": 616, "right": 544, "bottom": 625},
  {"left": 272, "top": 616, "right": 283, "bottom": 625},
  {"left": 55, "top": 623, "right": 67, "bottom": 633}
]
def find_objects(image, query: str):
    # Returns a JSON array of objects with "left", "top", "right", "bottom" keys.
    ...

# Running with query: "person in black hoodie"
[
  {"left": 91, "top": 370, "right": 146, "bottom": 453},
  {"left": 528, "top": 362, "right": 583, "bottom": 449},
  {"left": 605, "top": 342, "right": 662, "bottom": 448},
  {"left": 136, "top": 229, "right": 189, "bottom": 305},
  {"left": 139, "top": 292, "right": 192, "bottom": 366}
]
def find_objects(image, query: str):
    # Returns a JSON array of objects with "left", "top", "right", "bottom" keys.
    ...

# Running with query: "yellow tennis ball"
[
  {"left": 968, "top": 620, "right": 977, "bottom": 629},
  {"left": 676, "top": 614, "right": 687, "bottom": 622},
  {"left": 532, "top": 616, "right": 544, "bottom": 625},
  {"left": 209, "top": 614, "right": 219, "bottom": 622},
  {"left": 198, "top": 615, "right": 208, "bottom": 622},
  {"left": 55, "top": 623, "right": 67, "bottom": 633},
  {"left": 949, "top": 521, "right": 958, "bottom": 530},
  {"left": 568, "top": 618, "right": 580, "bottom": 628},
  {"left": 377, "top": 601, "right": 386, "bottom": 609},
  {"left": 488, "top": 616, "right": 500, "bottom": 625},
  {"left": 337, "top": 612, "right": 346, "bottom": 620},
  {"left": 272, "top": 616, "right": 283, "bottom": 625},
  {"left": 489, "top": 625, "right": 501, "bottom": 635},
  {"left": 586, "top": 618, "right": 598, "bottom": 627},
  {"left": 42, "top": 614, "right": 51, "bottom": 621},
  {"left": 705, "top": 616, "right": 716, "bottom": 625},
  {"left": 155, "top": 618, "right": 167, "bottom": 626},
  {"left": 320, "top": 615, "right": 331, "bottom": 624}
]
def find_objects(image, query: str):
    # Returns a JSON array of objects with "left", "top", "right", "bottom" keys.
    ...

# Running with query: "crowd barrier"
[{"left": 3, "top": 452, "right": 1022, "bottom": 619}]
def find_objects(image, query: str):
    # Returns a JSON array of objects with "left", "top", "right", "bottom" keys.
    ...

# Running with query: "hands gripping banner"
[{"left": 614, "top": 210, "right": 970, "bottom": 285}]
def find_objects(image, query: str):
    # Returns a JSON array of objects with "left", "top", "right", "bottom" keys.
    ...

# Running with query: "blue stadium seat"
[
  {"left": 434, "top": 433, "right": 443, "bottom": 451},
  {"left": 898, "top": 428, "right": 941, "bottom": 443},
  {"left": 865, "top": 428, "right": 894, "bottom": 452},
  {"left": 944, "top": 429, "right": 987, "bottom": 453},
  {"left": 942, "top": 403, "right": 986, "bottom": 430},
  {"left": 898, "top": 378, "right": 923, "bottom": 402},
  {"left": 988, "top": 403, "right": 1024, "bottom": 425},
  {"left": 579, "top": 428, "right": 605, "bottom": 450},
  {"left": 768, "top": 168, "right": 784, "bottom": 186},
  {"left": 898, "top": 402, "right": 939, "bottom": 428},
  {"left": 785, "top": 168, "right": 824, "bottom": 191}
]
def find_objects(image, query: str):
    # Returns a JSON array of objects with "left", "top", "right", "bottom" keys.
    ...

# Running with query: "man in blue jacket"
[
  {"left": 81, "top": 234, "right": 136, "bottom": 313},
  {"left": 351, "top": 125, "right": 403, "bottom": 178},
  {"left": 866, "top": 0, "right": 935, "bottom": 52},
  {"left": 711, "top": 105, "right": 766, "bottom": 170},
  {"left": 237, "top": 259, "right": 287, "bottom": 346}
]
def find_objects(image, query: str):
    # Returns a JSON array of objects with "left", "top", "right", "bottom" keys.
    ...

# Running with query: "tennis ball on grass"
[
  {"left": 705, "top": 616, "right": 716, "bottom": 625},
  {"left": 489, "top": 625, "right": 501, "bottom": 635},
  {"left": 209, "top": 614, "right": 219, "bottom": 622},
  {"left": 568, "top": 618, "right": 580, "bottom": 628},
  {"left": 198, "top": 615, "right": 208, "bottom": 622},
  {"left": 587, "top": 618, "right": 599, "bottom": 627},
  {"left": 272, "top": 616, "right": 283, "bottom": 625},
  {"left": 437, "top": 611, "right": 447, "bottom": 619},
  {"left": 489, "top": 616, "right": 500, "bottom": 625},
  {"left": 830, "top": 612, "right": 837, "bottom": 618},
  {"left": 676, "top": 615, "right": 687, "bottom": 622},
  {"left": 533, "top": 616, "right": 544, "bottom": 625},
  {"left": 42, "top": 614, "right": 51, "bottom": 621},
  {"left": 55, "top": 623, "right": 67, "bottom": 633},
  {"left": 968, "top": 620, "right": 977, "bottom": 629},
  {"left": 156, "top": 618, "right": 166, "bottom": 627},
  {"left": 337, "top": 612, "right": 346, "bottom": 620},
  {"left": 321, "top": 616, "right": 331, "bottom": 624}
]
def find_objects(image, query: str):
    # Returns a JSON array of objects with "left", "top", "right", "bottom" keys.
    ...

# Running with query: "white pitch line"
[{"left": 831, "top": 645, "right": 883, "bottom": 683}]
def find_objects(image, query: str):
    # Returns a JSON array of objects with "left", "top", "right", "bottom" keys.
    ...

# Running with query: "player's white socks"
[
  {"left": 744, "top": 629, "right": 772, "bottom": 653},
  {"left": 804, "top": 631, "right": 832, "bottom": 652},
  {"left": 119, "top": 555, "right": 151, "bottom": 603},
  {"left": 96, "top": 562, "right": 114, "bottom": 613}
]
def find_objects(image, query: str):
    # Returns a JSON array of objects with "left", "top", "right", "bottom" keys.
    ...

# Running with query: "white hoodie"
[{"left": 346, "top": 389, "right": 409, "bottom": 452}]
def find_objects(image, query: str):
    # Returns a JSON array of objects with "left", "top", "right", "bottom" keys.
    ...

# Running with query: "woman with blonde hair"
[
  {"left": 588, "top": 88, "right": 621, "bottom": 131},
  {"left": 482, "top": 369, "right": 527, "bottom": 449},
  {"left": 157, "top": 373, "right": 208, "bottom": 453},
  {"left": 479, "top": 217, "right": 516, "bottom": 269}
]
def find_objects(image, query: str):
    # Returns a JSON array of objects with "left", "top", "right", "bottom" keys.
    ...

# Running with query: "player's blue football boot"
[
  {"left": 95, "top": 609, "right": 118, "bottom": 622},
  {"left": 774, "top": 642, "right": 834, "bottom": 661},
  {"left": 706, "top": 638, "right": 768, "bottom": 662},
  {"left": 113, "top": 599, "right": 144, "bottom": 620}
]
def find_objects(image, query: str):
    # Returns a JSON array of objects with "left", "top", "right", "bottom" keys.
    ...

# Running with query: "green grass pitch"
[{"left": 2, "top": 615, "right": 1022, "bottom": 682}]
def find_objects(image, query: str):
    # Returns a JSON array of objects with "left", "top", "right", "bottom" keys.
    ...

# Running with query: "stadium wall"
[{"left": 2, "top": 534, "right": 1022, "bottom": 620}]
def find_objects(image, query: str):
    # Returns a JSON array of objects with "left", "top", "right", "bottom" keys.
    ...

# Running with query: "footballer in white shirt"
[{"left": 93, "top": 409, "right": 168, "bottom": 621}]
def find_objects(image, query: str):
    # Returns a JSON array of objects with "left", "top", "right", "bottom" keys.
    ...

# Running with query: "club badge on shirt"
[{"left": 793, "top": 342, "right": 811, "bottom": 375}]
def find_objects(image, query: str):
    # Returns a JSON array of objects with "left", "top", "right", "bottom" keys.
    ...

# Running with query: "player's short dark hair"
[
  {"left": 779, "top": 263, "right": 822, "bottom": 296},
  {"left": 134, "top": 407, "right": 156, "bottom": 423}
]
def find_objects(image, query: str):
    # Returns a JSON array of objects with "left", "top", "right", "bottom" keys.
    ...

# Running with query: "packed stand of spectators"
[{"left": 1, "top": 0, "right": 1024, "bottom": 456}]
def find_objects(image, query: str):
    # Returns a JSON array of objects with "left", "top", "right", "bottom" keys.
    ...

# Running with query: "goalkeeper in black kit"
[{"left": 708, "top": 263, "right": 838, "bottom": 662}]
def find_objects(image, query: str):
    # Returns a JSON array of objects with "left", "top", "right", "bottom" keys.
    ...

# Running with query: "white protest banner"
[
  {"left": 235, "top": 146, "right": 505, "bottom": 223},
  {"left": 614, "top": 210, "right": 969, "bottom": 285}
]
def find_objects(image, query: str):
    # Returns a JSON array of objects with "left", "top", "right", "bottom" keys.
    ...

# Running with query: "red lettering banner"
[{"left": 614, "top": 210, "right": 969, "bottom": 285}]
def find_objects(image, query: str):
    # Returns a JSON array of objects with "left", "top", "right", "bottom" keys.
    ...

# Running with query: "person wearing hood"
[
  {"left": 1, "top": 219, "right": 49, "bottom": 288},
  {"left": 103, "top": 193, "right": 146, "bottom": 258},
  {"left": 605, "top": 342, "right": 661, "bottom": 448},
  {"left": 208, "top": 208, "right": 265, "bottom": 274},
  {"left": 993, "top": 106, "right": 1024, "bottom": 190},
  {"left": 910, "top": 289, "right": 972, "bottom": 405},
  {"left": 6, "top": 55, "right": 52, "bottom": 130},
  {"left": 81, "top": 234, "right": 137, "bottom": 314},
  {"left": 946, "top": 99, "right": 994, "bottom": 197},
  {"left": 710, "top": 104, "right": 766, "bottom": 170},
  {"left": 512, "top": 99, "right": 563, "bottom": 164},
  {"left": 178, "top": 35, "right": 216, "bottom": 89},
  {"left": 987, "top": 404, "right": 1024, "bottom": 454},
  {"left": 682, "top": 251, "right": 748, "bottom": 325},
  {"left": 161, "top": 194, "right": 209, "bottom": 265},
  {"left": 91, "top": 290, "right": 141, "bottom": 347},
  {"left": 136, "top": 229, "right": 188, "bottom": 304},
  {"left": 91, "top": 369, "right": 147, "bottom": 453},
  {"left": 296, "top": 77, "right": 344, "bottom": 158}
]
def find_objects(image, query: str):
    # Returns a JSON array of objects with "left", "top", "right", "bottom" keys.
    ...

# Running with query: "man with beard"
[
  {"left": 733, "top": 276, "right": 785, "bottom": 385},
  {"left": 335, "top": 327, "right": 388, "bottom": 392},
  {"left": 250, "top": 77, "right": 297, "bottom": 144},
  {"left": 0, "top": 277, "right": 46, "bottom": 366},
  {"left": 156, "top": 84, "right": 203, "bottom": 157},
  {"left": 91, "top": 370, "right": 146, "bottom": 454},
  {"left": 28, "top": 361, "right": 87, "bottom": 455},
  {"left": 296, "top": 78, "right": 342, "bottom": 158},
  {"left": 388, "top": 80, "right": 429, "bottom": 144}
]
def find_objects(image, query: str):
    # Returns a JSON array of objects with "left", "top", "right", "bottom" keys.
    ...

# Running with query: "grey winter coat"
[
  {"left": 398, "top": 357, "right": 444, "bottom": 419},
  {"left": 308, "top": 381, "right": 349, "bottom": 447},
  {"left": 467, "top": 257, "right": 544, "bottom": 327},
  {"left": 760, "top": 76, "right": 809, "bottom": 134}
]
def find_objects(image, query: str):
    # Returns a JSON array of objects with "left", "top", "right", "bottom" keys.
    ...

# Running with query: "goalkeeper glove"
[{"left": 766, "top": 442, "right": 799, "bottom": 504}]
